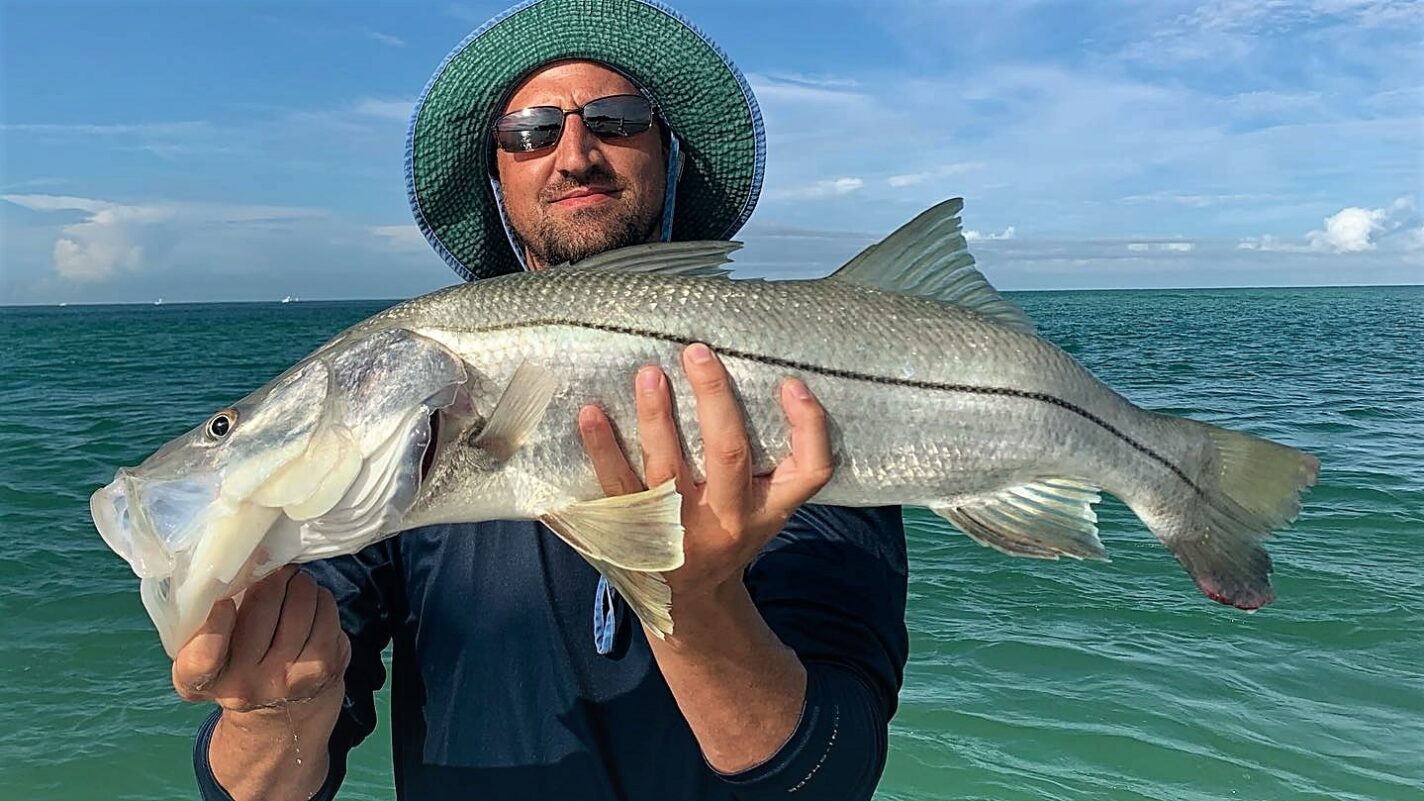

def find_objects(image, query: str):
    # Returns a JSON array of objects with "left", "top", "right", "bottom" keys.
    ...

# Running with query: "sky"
[{"left": 1, "top": 0, "right": 1420, "bottom": 305}]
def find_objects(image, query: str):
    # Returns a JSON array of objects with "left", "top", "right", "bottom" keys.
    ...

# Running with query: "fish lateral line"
[{"left": 434, "top": 316, "right": 1206, "bottom": 496}]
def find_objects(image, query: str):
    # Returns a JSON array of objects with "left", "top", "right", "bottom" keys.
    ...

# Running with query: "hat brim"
[{"left": 406, "top": 0, "right": 765, "bottom": 281}]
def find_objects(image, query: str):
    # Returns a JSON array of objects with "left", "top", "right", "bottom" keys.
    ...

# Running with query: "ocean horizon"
[{"left": 4, "top": 281, "right": 1422, "bottom": 309}]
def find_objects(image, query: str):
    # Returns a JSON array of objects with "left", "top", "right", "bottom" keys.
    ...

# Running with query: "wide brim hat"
[{"left": 405, "top": 0, "right": 766, "bottom": 281}]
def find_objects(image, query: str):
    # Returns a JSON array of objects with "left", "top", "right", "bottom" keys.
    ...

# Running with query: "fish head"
[{"left": 90, "top": 327, "right": 468, "bottom": 656}]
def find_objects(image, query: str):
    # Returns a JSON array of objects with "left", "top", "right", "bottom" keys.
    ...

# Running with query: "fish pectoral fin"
[
  {"left": 473, "top": 360, "right": 560, "bottom": 461},
  {"left": 539, "top": 479, "right": 686, "bottom": 572},
  {"left": 589, "top": 559, "right": 675, "bottom": 640},
  {"left": 932, "top": 478, "right": 1108, "bottom": 561},
  {"left": 826, "top": 197, "right": 1034, "bottom": 333}
]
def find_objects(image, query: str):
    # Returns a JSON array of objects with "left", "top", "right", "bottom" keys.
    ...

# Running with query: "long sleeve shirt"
[{"left": 194, "top": 504, "right": 908, "bottom": 800}]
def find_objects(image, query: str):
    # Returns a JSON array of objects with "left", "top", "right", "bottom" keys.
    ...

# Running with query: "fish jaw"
[
  {"left": 92, "top": 326, "right": 474, "bottom": 656},
  {"left": 91, "top": 471, "right": 283, "bottom": 655}
]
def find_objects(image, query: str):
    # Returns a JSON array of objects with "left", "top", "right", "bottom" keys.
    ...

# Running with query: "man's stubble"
[{"left": 520, "top": 165, "right": 663, "bottom": 267}]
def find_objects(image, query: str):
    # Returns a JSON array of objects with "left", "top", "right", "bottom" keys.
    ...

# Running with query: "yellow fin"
[{"left": 540, "top": 479, "right": 686, "bottom": 572}]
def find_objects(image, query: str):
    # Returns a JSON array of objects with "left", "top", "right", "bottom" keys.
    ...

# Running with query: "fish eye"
[{"left": 205, "top": 409, "right": 237, "bottom": 440}]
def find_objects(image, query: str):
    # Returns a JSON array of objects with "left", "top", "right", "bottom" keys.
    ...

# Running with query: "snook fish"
[{"left": 91, "top": 199, "right": 1320, "bottom": 656}]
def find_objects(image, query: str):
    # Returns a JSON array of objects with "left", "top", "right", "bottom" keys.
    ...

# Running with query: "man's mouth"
[{"left": 548, "top": 187, "right": 621, "bottom": 209}]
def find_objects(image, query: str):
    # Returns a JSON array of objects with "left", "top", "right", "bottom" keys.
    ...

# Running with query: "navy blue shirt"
[{"left": 194, "top": 504, "right": 908, "bottom": 800}]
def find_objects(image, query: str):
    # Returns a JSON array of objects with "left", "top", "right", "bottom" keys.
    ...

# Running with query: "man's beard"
[{"left": 520, "top": 167, "right": 663, "bottom": 267}]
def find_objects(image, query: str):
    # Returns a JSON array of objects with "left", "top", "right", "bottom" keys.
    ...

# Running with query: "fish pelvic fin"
[
  {"left": 933, "top": 478, "right": 1108, "bottom": 561},
  {"left": 539, "top": 479, "right": 686, "bottom": 572},
  {"left": 589, "top": 559, "right": 675, "bottom": 640},
  {"left": 826, "top": 197, "right": 1034, "bottom": 333},
  {"left": 540, "top": 479, "right": 686, "bottom": 639},
  {"left": 1127, "top": 418, "right": 1320, "bottom": 611}
]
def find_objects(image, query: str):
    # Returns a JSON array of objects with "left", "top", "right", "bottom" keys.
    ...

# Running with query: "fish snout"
[{"left": 91, "top": 470, "right": 216, "bottom": 580}]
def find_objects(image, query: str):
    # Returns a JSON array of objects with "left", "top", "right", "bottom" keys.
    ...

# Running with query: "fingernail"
[
  {"left": 637, "top": 366, "right": 662, "bottom": 393},
  {"left": 789, "top": 379, "right": 812, "bottom": 401},
  {"left": 578, "top": 407, "right": 598, "bottom": 431},
  {"left": 686, "top": 343, "right": 713, "bottom": 364}
]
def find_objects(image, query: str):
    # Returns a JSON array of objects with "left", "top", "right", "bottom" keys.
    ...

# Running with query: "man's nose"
[{"left": 552, "top": 114, "right": 602, "bottom": 176}]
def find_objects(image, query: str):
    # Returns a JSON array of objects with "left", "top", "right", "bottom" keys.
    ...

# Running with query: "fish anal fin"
[
  {"left": 827, "top": 197, "right": 1034, "bottom": 333},
  {"left": 933, "top": 478, "right": 1108, "bottom": 561},
  {"left": 540, "top": 479, "right": 686, "bottom": 572},
  {"left": 473, "top": 361, "right": 559, "bottom": 461}
]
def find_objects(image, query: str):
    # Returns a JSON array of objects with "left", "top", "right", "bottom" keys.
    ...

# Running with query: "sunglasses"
[{"left": 492, "top": 94, "right": 656, "bottom": 153}]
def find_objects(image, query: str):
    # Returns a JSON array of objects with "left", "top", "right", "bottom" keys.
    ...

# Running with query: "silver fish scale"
[{"left": 360, "top": 267, "right": 1155, "bottom": 518}]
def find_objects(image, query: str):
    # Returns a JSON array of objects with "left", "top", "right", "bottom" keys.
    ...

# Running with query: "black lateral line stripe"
[{"left": 467, "top": 318, "right": 1201, "bottom": 493}]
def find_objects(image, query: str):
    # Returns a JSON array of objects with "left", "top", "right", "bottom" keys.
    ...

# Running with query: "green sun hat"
[{"left": 405, "top": 0, "right": 766, "bottom": 281}]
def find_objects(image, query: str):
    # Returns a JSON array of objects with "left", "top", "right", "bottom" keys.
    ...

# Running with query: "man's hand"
[
  {"left": 577, "top": 342, "right": 831, "bottom": 772},
  {"left": 172, "top": 565, "right": 350, "bottom": 713},
  {"left": 577, "top": 342, "right": 834, "bottom": 604},
  {"left": 171, "top": 565, "right": 350, "bottom": 801}
]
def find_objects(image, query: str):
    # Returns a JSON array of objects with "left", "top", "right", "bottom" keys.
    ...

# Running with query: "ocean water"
[{"left": 0, "top": 286, "right": 1419, "bottom": 800}]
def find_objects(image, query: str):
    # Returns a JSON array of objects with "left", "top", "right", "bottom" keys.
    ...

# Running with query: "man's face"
[{"left": 494, "top": 60, "right": 668, "bottom": 269}]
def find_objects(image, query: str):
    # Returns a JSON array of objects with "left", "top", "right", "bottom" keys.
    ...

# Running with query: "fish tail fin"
[{"left": 1126, "top": 418, "right": 1320, "bottom": 610}]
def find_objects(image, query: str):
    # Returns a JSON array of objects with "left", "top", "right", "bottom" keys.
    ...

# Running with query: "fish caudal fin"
[
  {"left": 540, "top": 479, "right": 686, "bottom": 637},
  {"left": 1129, "top": 420, "right": 1320, "bottom": 610},
  {"left": 933, "top": 478, "right": 1108, "bottom": 561}
]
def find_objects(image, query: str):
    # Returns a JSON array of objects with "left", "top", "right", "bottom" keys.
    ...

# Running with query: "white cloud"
[
  {"left": 887, "top": 173, "right": 930, "bottom": 188},
  {"left": 370, "top": 224, "right": 428, "bottom": 250},
  {"left": 1305, "top": 206, "right": 1387, "bottom": 252},
  {"left": 1241, "top": 196, "right": 1419, "bottom": 254},
  {"left": 965, "top": 226, "right": 1016, "bottom": 242},
  {"left": 352, "top": 98, "right": 414, "bottom": 121},
  {"left": 3, "top": 193, "right": 324, "bottom": 281},
  {"left": 772, "top": 177, "right": 865, "bottom": 200},
  {"left": 886, "top": 163, "right": 983, "bottom": 189},
  {"left": 1119, "top": 191, "right": 1282, "bottom": 207},
  {"left": 1126, "top": 241, "right": 1196, "bottom": 252},
  {"left": 3, "top": 194, "right": 113, "bottom": 214},
  {"left": 366, "top": 31, "right": 405, "bottom": 47},
  {"left": 0, "top": 121, "right": 210, "bottom": 136},
  {"left": 1237, "top": 234, "right": 1306, "bottom": 252}
]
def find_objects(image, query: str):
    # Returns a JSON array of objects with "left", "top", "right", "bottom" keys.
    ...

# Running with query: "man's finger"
[
  {"left": 578, "top": 405, "right": 643, "bottom": 496},
  {"left": 261, "top": 570, "right": 320, "bottom": 667},
  {"left": 634, "top": 364, "right": 687, "bottom": 490},
  {"left": 765, "top": 378, "right": 834, "bottom": 512},
  {"left": 683, "top": 344, "right": 752, "bottom": 514},
  {"left": 289, "top": 587, "right": 349, "bottom": 701},
  {"left": 228, "top": 565, "right": 297, "bottom": 667},
  {"left": 172, "top": 597, "right": 237, "bottom": 701}
]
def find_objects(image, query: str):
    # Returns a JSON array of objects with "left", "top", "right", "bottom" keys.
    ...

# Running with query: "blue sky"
[{"left": 1, "top": 0, "right": 1420, "bottom": 304}]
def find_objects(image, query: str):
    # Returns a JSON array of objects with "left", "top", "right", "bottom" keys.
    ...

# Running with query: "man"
[{"left": 174, "top": 2, "right": 908, "bottom": 799}]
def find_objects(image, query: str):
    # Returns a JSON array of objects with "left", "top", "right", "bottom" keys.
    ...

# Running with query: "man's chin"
[{"left": 525, "top": 198, "right": 660, "bottom": 266}]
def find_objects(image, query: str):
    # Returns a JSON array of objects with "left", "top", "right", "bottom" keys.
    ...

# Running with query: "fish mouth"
[
  {"left": 421, "top": 408, "right": 441, "bottom": 482},
  {"left": 92, "top": 469, "right": 215, "bottom": 580}
]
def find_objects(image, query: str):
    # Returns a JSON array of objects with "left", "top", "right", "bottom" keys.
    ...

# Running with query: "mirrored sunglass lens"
[
  {"left": 495, "top": 107, "right": 563, "bottom": 151},
  {"left": 582, "top": 96, "right": 653, "bottom": 136}
]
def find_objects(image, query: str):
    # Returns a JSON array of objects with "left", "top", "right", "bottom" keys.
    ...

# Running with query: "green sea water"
[{"left": 1, "top": 286, "right": 1420, "bottom": 800}]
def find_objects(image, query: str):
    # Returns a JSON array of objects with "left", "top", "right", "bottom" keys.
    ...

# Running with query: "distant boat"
[
  {"left": 58, "top": 302, "right": 68, "bottom": 307},
  {"left": 281, "top": 295, "right": 300, "bottom": 304},
  {"left": 154, "top": 298, "right": 164, "bottom": 306}
]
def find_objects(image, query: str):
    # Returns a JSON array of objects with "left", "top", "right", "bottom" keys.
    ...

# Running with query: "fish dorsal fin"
[
  {"left": 558, "top": 241, "right": 743, "bottom": 279},
  {"left": 931, "top": 478, "right": 1107, "bottom": 561},
  {"left": 828, "top": 198, "right": 1034, "bottom": 333}
]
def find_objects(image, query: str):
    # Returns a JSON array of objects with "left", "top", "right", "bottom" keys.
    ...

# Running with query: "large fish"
[{"left": 91, "top": 199, "right": 1320, "bottom": 656}]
